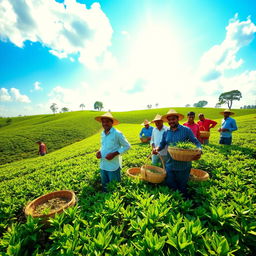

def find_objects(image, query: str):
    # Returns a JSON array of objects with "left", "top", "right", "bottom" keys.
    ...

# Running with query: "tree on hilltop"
[
  {"left": 147, "top": 104, "right": 152, "bottom": 109},
  {"left": 50, "top": 103, "right": 58, "bottom": 114},
  {"left": 80, "top": 104, "right": 85, "bottom": 110},
  {"left": 94, "top": 101, "right": 103, "bottom": 111},
  {"left": 193, "top": 100, "right": 208, "bottom": 108},
  {"left": 61, "top": 107, "right": 69, "bottom": 113},
  {"left": 218, "top": 90, "right": 242, "bottom": 109}
]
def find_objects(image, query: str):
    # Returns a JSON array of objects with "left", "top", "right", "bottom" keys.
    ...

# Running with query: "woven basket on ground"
[
  {"left": 24, "top": 190, "right": 76, "bottom": 220},
  {"left": 126, "top": 167, "right": 144, "bottom": 180},
  {"left": 140, "top": 154, "right": 166, "bottom": 183},
  {"left": 168, "top": 147, "right": 201, "bottom": 162},
  {"left": 190, "top": 168, "right": 209, "bottom": 181}
]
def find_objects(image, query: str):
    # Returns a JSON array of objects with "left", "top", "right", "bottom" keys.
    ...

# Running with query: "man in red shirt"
[
  {"left": 197, "top": 113, "right": 217, "bottom": 144},
  {"left": 183, "top": 112, "right": 200, "bottom": 140},
  {"left": 36, "top": 141, "right": 47, "bottom": 156}
]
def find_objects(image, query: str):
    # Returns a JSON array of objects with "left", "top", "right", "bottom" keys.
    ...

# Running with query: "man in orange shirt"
[
  {"left": 197, "top": 113, "right": 217, "bottom": 144},
  {"left": 36, "top": 141, "right": 47, "bottom": 156}
]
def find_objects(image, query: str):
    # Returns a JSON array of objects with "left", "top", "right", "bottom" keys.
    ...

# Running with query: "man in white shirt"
[
  {"left": 150, "top": 114, "right": 168, "bottom": 166},
  {"left": 95, "top": 112, "right": 131, "bottom": 192}
]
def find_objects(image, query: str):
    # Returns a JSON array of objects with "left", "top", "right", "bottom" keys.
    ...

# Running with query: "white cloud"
[
  {"left": 33, "top": 81, "right": 42, "bottom": 91},
  {"left": 10, "top": 88, "right": 31, "bottom": 103},
  {"left": 0, "top": 88, "right": 12, "bottom": 102},
  {"left": 199, "top": 14, "right": 256, "bottom": 81},
  {"left": 0, "top": 0, "right": 115, "bottom": 70},
  {"left": 0, "top": 87, "right": 31, "bottom": 103}
]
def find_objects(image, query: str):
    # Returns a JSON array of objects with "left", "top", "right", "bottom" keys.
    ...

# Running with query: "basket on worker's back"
[
  {"left": 24, "top": 190, "right": 76, "bottom": 221},
  {"left": 168, "top": 147, "right": 201, "bottom": 162},
  {"left": 140, "top": 154, "right": 166, "bottom": 183},
  {"left": 190, "top": 168, "right": 209, "bottom": 181}
]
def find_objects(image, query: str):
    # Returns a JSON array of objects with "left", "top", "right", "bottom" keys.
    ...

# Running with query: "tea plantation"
[{"left": 0, "top": 110, "right": 255, "bottom": 255}]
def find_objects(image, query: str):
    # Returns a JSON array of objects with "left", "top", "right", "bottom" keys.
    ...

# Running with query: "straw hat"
[
  {"left": 219, "top": 109, "right": 235, "bottom": 115},
  {"left": 141, "top": 119, "right": 151, "bottom": 125},
  {"left": 162, "top": 109, "right": 184, "bottom": 122},
  {"left": 151, "top": 114, "right": 163, "bottom": 123},
  {"left": 95, "top": 112, "right": 119, "bottom": 125}
]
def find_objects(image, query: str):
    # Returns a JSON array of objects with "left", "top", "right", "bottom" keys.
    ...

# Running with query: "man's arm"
[
  {"left": 187, "top": 128, "right": 202, "bottom": 149},
  {"left": 209, "top": 120, "right": 217, "bottom": 129},
  {"left": 228, "top": 119, "right": 238, "bottom": 132}
]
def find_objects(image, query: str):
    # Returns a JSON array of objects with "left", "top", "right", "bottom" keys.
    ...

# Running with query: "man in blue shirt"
[
  {"left": 95, "top": 112, "right": 131, "bottom": 192},
  {"left": 218, "top": 109, "right": 238, "bottom": 145},
  {"left": 139, "top": 120, "right": 153, "bottom": 142},
  {"left": 153, "top": 109, "right": 202, "bottom": 199}
]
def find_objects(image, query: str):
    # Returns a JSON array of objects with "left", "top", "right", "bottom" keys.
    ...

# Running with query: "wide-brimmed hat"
[
  {"left": 219, "top": 109, "right": 235, "bottom": 115},
  {"left": 141, "top": 119, "right": 151, "bottom": 125},
  {"left": 162, "top": 109, "right": 184, "bottom": 122},
  {"left": 95, "top": 112, "right": 119, "bottom": 125},
  {"left": 151, "top": 114, "right": 163, "bottom": 123}
]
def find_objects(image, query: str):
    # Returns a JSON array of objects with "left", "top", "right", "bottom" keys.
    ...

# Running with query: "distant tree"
[
  {"left": 218, "top": 90, "right": 242, "bottom": 109},
  {"left": 147, "top": 104, "right": 152, "bottom": 109},
  {"left": 61, "top": 107, "right": 69, "bottom": 112},
  {"left": 185, "top": 104, "right": 190, "bottom": 107},
  {"left": 94, "top": 101, "right": 103, "bottom": 111},
  {"left": 80, "top": 103, "right": 85, "bottom": 110},
  {"left": 155, "top": 103, "right": 159, "bottom": 108},
  {"left": 50, "top": 103, "right": 58, "bottom": 114},
  {"left": 193, "top": 100, "right": 208, "bottom": 108}
]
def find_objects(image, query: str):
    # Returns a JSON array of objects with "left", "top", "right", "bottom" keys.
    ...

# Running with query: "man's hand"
[
  {"left": 96, "top": 151, "right": 102, "bottom": 159},
  {"left": 105, "top": 152, "right": 119, "bottom": 160},
  {"left": 221, "top": 128, "right": 229, "bottom": 132},
  {"left": 152, "top": 147, "right": 159, "bottom": 155},
  {"left": 192, "top": 150, "right": 202, "bottom": 160}
]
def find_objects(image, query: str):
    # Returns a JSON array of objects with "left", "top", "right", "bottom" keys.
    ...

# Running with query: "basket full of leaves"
[
  {"left": 190, "top": 168, "right": 209, "bottom": 181},
  {"left": 140, "top": 154, "right": 166, "bottom": 183},
  {"left": 140, "top": 136, "right": 150, "bottom": 143},
  {"left": 168, "top": 142, "right": 201, "bottom": 162},
  {"left": 24, "top": 190, "right": 76, "bottom": 221}
]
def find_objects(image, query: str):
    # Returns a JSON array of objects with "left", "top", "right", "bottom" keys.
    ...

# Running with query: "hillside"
[
  {"left": 0, "top": 114, "right": 255, "bottom": 255},
  {"left": 0, "top": 108, "right": 255, "bottom": 165}
]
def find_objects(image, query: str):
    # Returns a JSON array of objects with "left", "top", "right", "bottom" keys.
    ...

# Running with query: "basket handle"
[
  {"left": 144, "top": 153, "right": 165, "bottom": 170},
  {"left": 199, "top": 126, "right": 206, "bottom": 131}
]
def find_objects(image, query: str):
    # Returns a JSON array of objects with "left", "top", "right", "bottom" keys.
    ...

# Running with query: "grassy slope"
[
  {"left": 0, "top": 108, "right": 255, "bottom": 165},
  {"left": 0, "top": 111, "right": 102, "bottom": 164},
  {"left": 0, "top": 114, "right": 255, "bottom": 255}
]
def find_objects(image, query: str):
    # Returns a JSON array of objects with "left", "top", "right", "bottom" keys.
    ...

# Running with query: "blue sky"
[{"left": 0, "top": 0, "right": 256, "bottom": 116}]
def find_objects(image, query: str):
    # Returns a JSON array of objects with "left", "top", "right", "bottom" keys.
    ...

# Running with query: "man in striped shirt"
[{"left": 153, "top": 109, "right": 202, "bottom": 199}]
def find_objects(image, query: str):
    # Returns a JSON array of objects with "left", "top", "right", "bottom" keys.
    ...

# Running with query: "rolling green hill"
[
  {"left": 0, "top": 114, "right": 255, "bottom": 255},
  {"left": 0, "top": 108, "right": 255, "bottom": 165}
]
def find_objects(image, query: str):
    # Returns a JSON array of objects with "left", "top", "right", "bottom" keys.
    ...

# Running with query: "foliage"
[
  {"left": 0, "top": 115, "right": 255, "bottom": 255},
  {"left": 79, "top": 104, "right": 85, "bottom": 110},
  {"left": 61, "top": 107, "right": 69, "bottom": 113},
  {"left": 193, "top": 101, "right": 208, "bottom": 108},
  {"left": 218, "top": 90, "right": 242, "bottom": 109},
  {"left": 94, "top": 101, "right": 103, "bottom": 111},
  {"left": 50, "top": 103, "right": 58, "bottom": 114},
  {"left": 169, "top": 141, "right": 198, "bottom": 149}
]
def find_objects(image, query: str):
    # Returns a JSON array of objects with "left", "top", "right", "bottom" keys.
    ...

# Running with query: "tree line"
[{"left": 49, "top": 90, "right": 247, "bottom": 114}]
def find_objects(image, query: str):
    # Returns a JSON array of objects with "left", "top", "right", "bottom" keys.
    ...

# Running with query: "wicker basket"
[
  {"left": 140, "top": 154, "right": 166, "bottom": 183},
  {"left": 24, "top": 190, "right": 76, "bottom": 220},
  {"left": 126, "top": 167, "right": 144, "bottom": 180},
  {"left": 199, "top": 131, "right": 210, "bottom": 138},
  {"left": 168, "top": 147, "right": 201, "bottom": 162},
  {"left": 140, "top": 137, "right": 150, "bottom": 143},
  {"left": 190, "top": 168, "right": 209, "bottom": 181}
]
